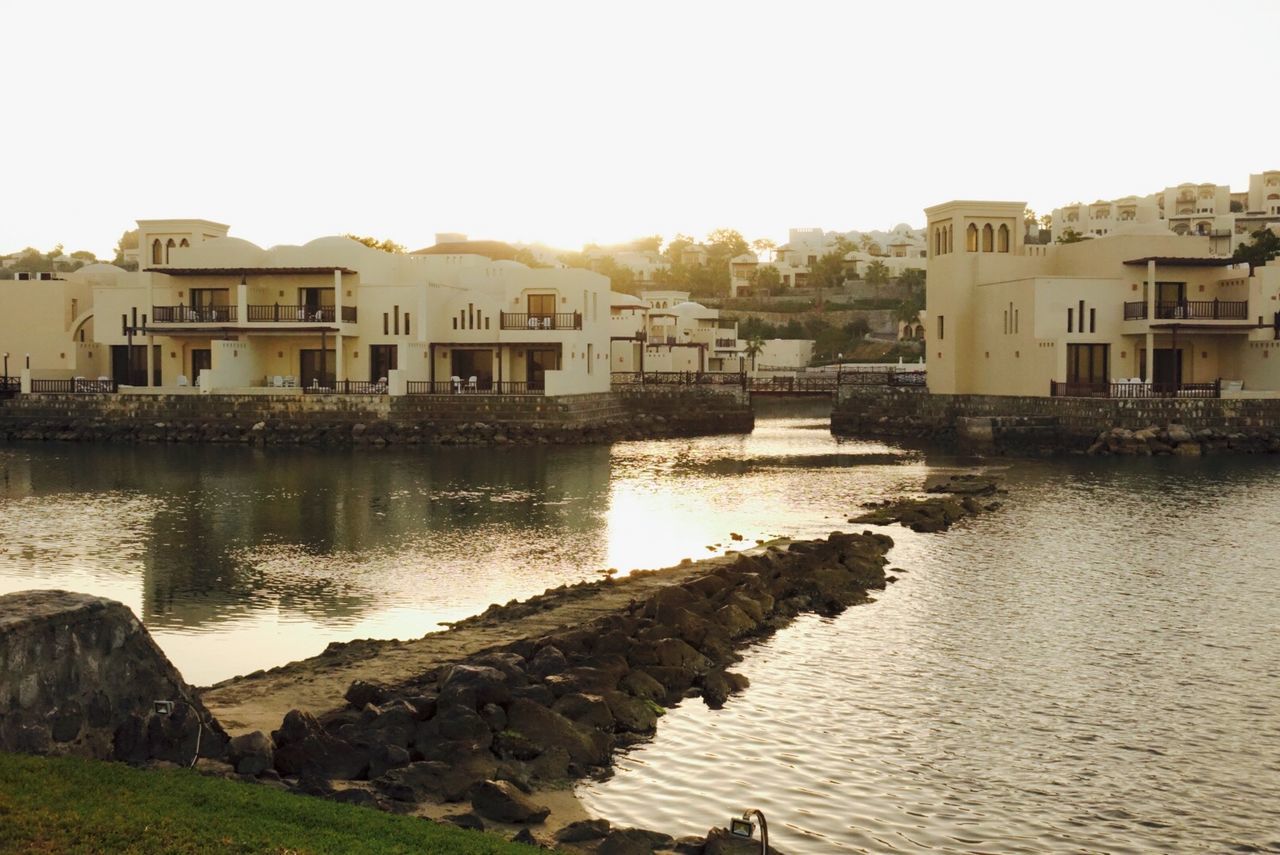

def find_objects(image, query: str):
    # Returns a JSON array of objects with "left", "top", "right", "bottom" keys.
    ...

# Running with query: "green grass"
[{"left": 0, "top": 753, "right": 542, "bottom": 854}]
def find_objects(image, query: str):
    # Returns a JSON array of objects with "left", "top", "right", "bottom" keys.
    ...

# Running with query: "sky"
[{"left": 4, "top": 0, "right": 1278, "bottom": 259}]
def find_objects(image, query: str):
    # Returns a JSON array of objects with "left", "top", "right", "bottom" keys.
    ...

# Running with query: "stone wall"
[
  {"left": 0, "top": 590, "right": 228, "bottom": 763},
  {"left": 832, "top": 386, "right": 1280, "bottom": 454},
  {"left": 0, "top": 389, "right": 751, "bottom": 447}
]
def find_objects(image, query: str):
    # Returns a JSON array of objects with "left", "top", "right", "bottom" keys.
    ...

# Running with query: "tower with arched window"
[{"left": 134, "top": 219, "right": 231, "bottom": 269}]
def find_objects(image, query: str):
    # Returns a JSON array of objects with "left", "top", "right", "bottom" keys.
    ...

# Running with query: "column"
[
  {"left": 146, "top": 334, "right": 155, "bottom": 387},
  {"left": 1145, "top": 259, "right": 1156, "bottom": 381},
  {"left": 336, "top": 333, "right": 345, "bottom": 382},
  {"left": 333, "top": 269, "right": 343, "bottom": 320}
]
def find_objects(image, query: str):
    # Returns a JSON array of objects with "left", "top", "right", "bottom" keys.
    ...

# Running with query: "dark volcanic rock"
[{"left": 469, "top": 779, "right": 550, "bottom": 824}]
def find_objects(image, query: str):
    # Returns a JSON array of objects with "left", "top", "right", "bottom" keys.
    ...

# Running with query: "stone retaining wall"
[
  {"left": 0, "top": 389, "right": 752, "bottom": 447},
  {"left": 832, "top": 386, "right": 1280, "bottom": 454},
  {"left": 0, "top": 590, "right": 228, "bottom": 764}
]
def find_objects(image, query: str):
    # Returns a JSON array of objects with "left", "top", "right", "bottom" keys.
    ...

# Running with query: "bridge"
[{"left": 611, "top": 370, "right": 926, "bottom": 398}]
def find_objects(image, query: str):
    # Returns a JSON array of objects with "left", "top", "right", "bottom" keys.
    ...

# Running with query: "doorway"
[
  {"left": 369, "top": 345, "right": 397, "bottom": 383},
  {"left": 526, "top": 348, "right": 559, "bottom": 390},
  {"left": 110, "top": 344, "right": 161, "bottom": 386},
  {"left": 299, "top": 349, "right": 336, "bottom": 388},
  {"left": 450, "top": 349, "right": 493, "bottom": 389},
  {"left": 191, "top": 349, "right": 211, "bottom": 385}
]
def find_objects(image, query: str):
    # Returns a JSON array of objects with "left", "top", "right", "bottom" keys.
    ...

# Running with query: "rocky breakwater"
[
  {"left": 0, "top": 590, "right": 228, "bottom": 765},
  {"left": 1086, "top": 423, "right": 1280, "bottom": 457},
  {"left": 227, "top": 532, "right": 893, "bottom": 852},
  {"left": 849, "top": 473, "right": 1003, "bottom": 532}
]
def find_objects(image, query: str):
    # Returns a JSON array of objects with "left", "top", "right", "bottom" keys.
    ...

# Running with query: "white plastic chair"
[
  {"left": 451, "top": 375, "right": 462, "bottom": 393},
  {"left": 273, "top": 375, "right": 285, "bottom": 388},
  {"left": 376, "top": 376, "right": 388, "bottom": 393},
  {"left": 285, "top": 376, "right": 297, "bottom": 387},
  {"left": 541, "top": 316, "right": 554, "bottom": 330},
  {"left": 527, "top": 317, "right": 538, "bottom": 329},
  {"left": 467, "top": 375, "right": 478, "bottom": 392},
  {"left": 176, "top": 375, "right": 189, "bottom": 387}
]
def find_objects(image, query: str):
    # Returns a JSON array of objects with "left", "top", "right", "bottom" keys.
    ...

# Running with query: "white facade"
[{"left": 609, "top": 290, "right": 744, "bottom": 374}]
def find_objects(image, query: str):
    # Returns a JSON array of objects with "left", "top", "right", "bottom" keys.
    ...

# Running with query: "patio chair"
[
  {"left": 376, "top": 376, "right": 388, "bottom": 393},
  {"left": 541, "top": 316, "right": 554, "bottom": 330},
  {"left": 296, "top": 308, "right": 307, "bottom": 321},
  {"left": 467, "top": 375, "right": 478, "bottom": 392},
  {"left": 176, "top": 375, "right": 189, "bottom": 387},
  {"left": 451, "top": 375, "right": 462, "bottom": 393},
  {"left": 273, "top": 375, "right": 285, "bottom": 388},
  {"left": 527, "top": 317, "right": 538, "bottom": 329}
]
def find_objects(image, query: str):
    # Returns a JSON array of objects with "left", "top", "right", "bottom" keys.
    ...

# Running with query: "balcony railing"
[
  {"left": 302, "top": 379, "right": 387, "bottom": 395},
  {"left": 1124, "top": 300, "right": 1248, "bottom": 321},
  {"left": 499, "top": 312, "right": 582, "bottom": 331},
  {"left": 715, "top": 338, "right": 738, "bottom": 348},
  {"left": 611, "top": 371, "right": 746, "bottom": 387},
  {"left": 1050, "top": 379, "right": 1220, "bottom": 398},
  {"left": 405, "top": 380, "right": 544, "bottom": 395},
  {"left": 244, "top": 305, "right": 357, "bottom": 323},
  {"left": 31, "top": 378, "right": 118, "bottom": 394},
  {"left": 153, "top": 305, "right": 238, "bottom": 323}
]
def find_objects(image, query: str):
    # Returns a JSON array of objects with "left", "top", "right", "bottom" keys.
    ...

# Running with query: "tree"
[
  {"left": 750, "top": 238, "right": 776, "bottom": 260},
  {"left": 895, "top": 286, "right": 926, "bottom": 325},
  {"left": 593, "top": 256, "right": 638, "bottom": 294},
  {"left": 1039, "top": 213, "right": 1053, "bottom": 229},
  {"left": 512, "top": 247, "right": 553, "bottom": 268},
  {"left": 751, "top": 264, "right": 781, "bottom": 294},
  {"left": 1024, "top": 208, "right": 1039, "bottom": 233},
  {"left": 898, "top": 267, "right": 925, "bottom": 292},
  {"left": 345, "top": 235, "right": 406, "bottom": 253},
  {"left": 112, "top": 229, "right": 139, "bottom": 269},
  {"left": 630, "top": 235, "right": 663, "bottom": 253},
  {"left": 809, "top": 250, "right": 847, "bottom": 293},
  {"left": 1233, "top": 227, "right": 1280, "bottom": 272},
  {"left": 743, "top": 334, "right": 766, "bottom": 372},
  {"left": 864, "top": 260, "right": 891, "bottom": 287},
  {"left": 1230, "top": 200, "right": 1245, "bottom": 213},
  {"left": 662, "top": 234, "right": 695, "bottom": 265},
  {"left": 705, "top": 228, "right": 748, "bottom": 261},
  {"left": 1056, "top": 228, "right": 1087, "bottom": 244}
]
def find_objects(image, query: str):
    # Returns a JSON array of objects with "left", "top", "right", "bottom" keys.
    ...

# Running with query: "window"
[
  {"left": 997, "top": 224, "right": 1010, "bottom": 252},
  {"left": 1090, "top": 307, "right": 1096, "bottom": 333},
  {"left": 982, "top": 224, "right": 994, "bottom": 252},
  {"left": 383, "top": 313, "right": 389, "bottom": 335},
  {"left": 394, "top": 305, "right": 400, "bottom": 335},
  {"left": 587, "top": 343, "right": 593, "bottom": 374},
  {"left": 937, "top": 315, "right": 945, "bottom": 340},
  {"left": 179, "top": 238, "right": 189, "bottom": 248},
  {"left": 165, "top": 238, "right": 175, "bottom": 264},
  {"left": 1068, "top": 308, "right": 1074, "bottom": 332},
  {"left": 151, "top": 239, "right": 163, "bottom": 264},
  {"left": 405, "top": 313, "right": 411, "bottom": 336},
  {"left": 528, "top": 294, "right": 555, "bottom": 319},
  {"left": 966, "top": 224, "right": 978, "bottom": 252}
]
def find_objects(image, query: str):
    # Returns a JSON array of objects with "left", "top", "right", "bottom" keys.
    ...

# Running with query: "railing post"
[
  {"left": 274, "top": 303, "right": 279, "bottom": 323},
  {"left": 1213, "top": 298, "right": 1219, "bottom": 320}
]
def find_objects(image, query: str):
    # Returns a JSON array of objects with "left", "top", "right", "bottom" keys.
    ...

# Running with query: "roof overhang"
[
  {"left": 1122, "top": 257, "right": 1242, "bottom": 267},
  {"left": 144, "top": 267, "right": 357, "bottom": 276}
]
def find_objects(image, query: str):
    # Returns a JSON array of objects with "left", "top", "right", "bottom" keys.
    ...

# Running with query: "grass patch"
[{"left": 0, "top": 753, "right": 542, "bottom": 855}]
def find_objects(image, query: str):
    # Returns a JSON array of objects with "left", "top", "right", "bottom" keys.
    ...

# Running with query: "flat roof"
[
  {"left": 1122, "top": 257, "right": 1243, "bottom": 267},
  {"left": 144, "top": 267, "right": 357, "bottom": 276}
]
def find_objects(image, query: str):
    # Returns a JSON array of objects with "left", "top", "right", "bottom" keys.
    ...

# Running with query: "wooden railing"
[
  {"left": 1124, "top": 300, "right": 1248, "bottom": 321},
  {"left": 302, "top": 380, "right": 387, "bottom": 395},
  {"left": 499, "top": 312, "right": 582, "bottom": 331},
  {"left": 405, "top": 380, "right": 544, "bottom": 395},
  {"left": 152, "top": 305, "right": 237, "bottom": 323},
  {"left": 715, "top": 338, "right": 738, "bottom": 348},
  {"left": 245, "top": 305, "right": 355, "bottom": 323},
  {"left": 1050, "top": 379, "right": 1220, "bottom": 398},
  {"left": 31, "top": 378, "right": 118, "bottom": 393}
]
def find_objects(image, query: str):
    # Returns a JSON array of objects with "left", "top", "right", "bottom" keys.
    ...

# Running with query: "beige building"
[
  {"left": 609, "top": 290, "right": 744, "bottom": 374},
  {"left": 925, "top": 201, "right": 1280, "bottom": 398},
  {"left": 2, "top": 219, "right": 613, "bottom": 398}
]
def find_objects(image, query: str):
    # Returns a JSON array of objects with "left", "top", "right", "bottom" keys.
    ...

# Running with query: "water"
[{"left": 2, "top": 401, "right": 1277, "bottom": 851}]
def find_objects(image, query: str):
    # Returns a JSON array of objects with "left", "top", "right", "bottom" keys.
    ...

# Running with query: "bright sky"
[{"left": 5, "top": 0, "right": 1278, "bottom": 259}]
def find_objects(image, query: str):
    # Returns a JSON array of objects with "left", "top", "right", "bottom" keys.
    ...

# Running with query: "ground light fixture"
[{"left": 730, "top": 808, "right": 769, "bottom": 853}]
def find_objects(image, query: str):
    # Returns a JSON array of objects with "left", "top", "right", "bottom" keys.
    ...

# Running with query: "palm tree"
[{"left": 743, "top": 335, "right": 766, "bottom": 374}]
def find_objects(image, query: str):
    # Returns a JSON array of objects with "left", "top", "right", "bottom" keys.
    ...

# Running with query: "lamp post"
[
  {"left": 3, "top": 353, "right": 8, "bottom": 389},
  {"left": 25, "top": 353, "right": 29, "bottom": 369}
]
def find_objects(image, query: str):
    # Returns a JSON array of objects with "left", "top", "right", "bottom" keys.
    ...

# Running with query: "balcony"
[
  {"left": 715, "top": 338, "right": 738, "bottom": 348},
  {"left": 153, "top": 305, "right": 237, "bottom": 323},
  {"left": 245, "top": 305, "right": 357, "bottom": 323},
  {"left": 1050, "top": 379, "right": 1220, "bottom": 398},
  {"left": 1123, "top": 300, "right": 1248, "bottom": 321},
  {"left": 499, "top": 312, "right": 582, "bottom": 331},
  {"left": 406, "top": 380, "right": 544, "bottom": 395}
]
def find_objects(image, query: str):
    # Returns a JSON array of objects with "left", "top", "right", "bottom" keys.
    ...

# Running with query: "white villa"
[
  {"left": 1, "top": 219, "right": 613, "bottom": 397},
  {"left": 730, "top": 226, "right": 927, "bottom": 297},
  {"left": 1051, "top": 169, "right": 1280, "bottom": 252},
  {"left": 926, "top": 200, "right": 1280, "bottom": 398},
  {"left": 609, "top": 290, "right": 745, "bottom": 374}
]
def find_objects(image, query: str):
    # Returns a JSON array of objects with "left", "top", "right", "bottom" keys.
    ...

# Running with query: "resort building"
[
  {"left": 731, "top": 226, "right": 927, "bottom": 297},
  {"left": 925, "top": 200, "right": 1280, "bottom": 398},
  {"left": 1, "top": 219, "right": 613, "bottom": 397},
  {"left": 1051, "top": 170, "right": 1280, "bottom": 252},
  {"left": 609, "top": 290, "right": 744, "bottom": 374}
]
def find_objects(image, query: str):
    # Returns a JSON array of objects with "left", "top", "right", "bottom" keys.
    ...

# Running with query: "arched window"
[
  {"left": 982, "top": 224, "right": 994, "bottom": 252},
  {"left": 997, "top": 224, "right": 1010, "bottom": 252},
  {"left": 179, "top": 238, "right": 189, "bottom": 248},
  {"left": 165, "top": 238, "right": 176, "bottom": 264},
  {"left": 966, "top": 223, "right": 979, "bottom": 252},
  {"left": 151, "top": 239, "right": 163, "bottom": 264},
  {"left": 946, "top": 225, "right": 953, "bottom": 254}
]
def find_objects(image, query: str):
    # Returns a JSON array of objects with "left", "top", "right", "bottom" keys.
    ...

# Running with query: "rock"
[
  {"left": 366, "top": 743, "right": 411, "bottom": 780},
  {"left": 653, "top": 638, "right": 713, "bottom": 674},
  {"left": 375, "top": 754, "right": 497, "bottom": 803},
  {"left": 511, "top": 828, "right": 544, "bottom": 847},
  {"left": 227, "top": 730, "right": 273, "bottom": 777},
  {"left": 444, "top": 812, "right": 486, "bottom": 831},
  {"left": 439, "top": 665, "right": 511, "bottom": 710},
  {"left": 271, "top": 710, "right": 368, "bottom": 780},
  {"left": 599, "top": 827, "right": 676, "bottom": 855},
  {"left": 714, "top": 604, "right": 758, "bottom": 638},
  {"left": 1167, "top": 423, "right": 1193, "bottom": 444},
  {"left": 329, "top": 788, "right": 380, "bottom": 809},
  {"left": 602, "top": 691, "right": 659, "bottom": 733},
  {"left": 344, "top": 680, "right": 387, "bottom": 709},
  {"left": 552, "top": 693, "right": 615, "bottom": 731},
  {"left": 701, "top": 670, "right": 748, "bottom": 708},
  {"left": 469, "top": 779, "right": 550, "bottom": 824},
  {"left": 619, "top": 669, "right": 667, "bottom": 702},
  {"left": 555, "top": 818, "right": 611, "bottom": 843},
  {"left": 1174, "top": 441, "right": 1203, "bottom": 456},
  {"left": 505, "top": 698, "right": 611, "bottom": 767}
]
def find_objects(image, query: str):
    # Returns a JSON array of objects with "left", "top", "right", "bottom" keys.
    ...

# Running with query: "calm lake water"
[{"left": 2, "top": 400, "right": 1277, "bottom": 852}]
